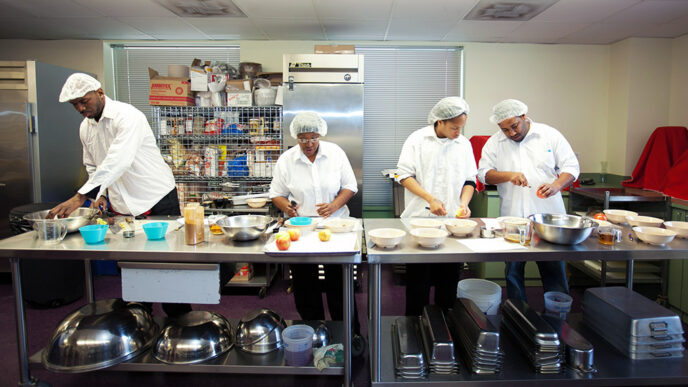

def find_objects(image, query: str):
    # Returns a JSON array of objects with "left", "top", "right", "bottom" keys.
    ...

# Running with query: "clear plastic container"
[
  {"left": 457, "top": 278, "right": 502, "bottom": 315},
  {"left": 184, "top": 203, "right": 205, "bottom": 245},
  {"left": 544, "top": 291, "right": 573, "bottom": 319},
  {"left": 282, "top": 324, "right": 314, "bottom": 366}
]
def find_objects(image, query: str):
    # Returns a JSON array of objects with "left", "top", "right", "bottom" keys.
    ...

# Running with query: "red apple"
[
  {"left": 287, "top": 228, "right": 301, "bottom": 241},
  {"left": 318, "top": 229, "right": 332, "bottom": 242},
  {"left": 276, "top": 234, "right": 291, "bottom": 250}
]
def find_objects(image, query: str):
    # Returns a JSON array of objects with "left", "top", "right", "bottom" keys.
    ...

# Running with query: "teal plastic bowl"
[
  {"left": 79, "top": 224, "right": 108, "bottom": 244},
  {"left": 289, "top": 217, "right": 312, "bottom": 226},
  {"left": 142, "top": 222, "right": 168, "bottom": 240}
]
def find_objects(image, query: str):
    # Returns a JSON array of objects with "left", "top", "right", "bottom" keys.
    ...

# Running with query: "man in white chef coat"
[
  {"left": 50, "top": 73, "right": 196, "bottom": 317},
  {"left": 396, "top": 96, "right": 477, "bottom": 316},
  {"left": 478, "top": 99, "right": 580, "bottom": 301}
]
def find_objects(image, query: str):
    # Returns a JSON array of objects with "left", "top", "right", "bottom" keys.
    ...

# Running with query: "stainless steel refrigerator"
[
  {"left": 282, "top": 54, "right": 364, "bottom": 217},
  {"left": 0, "top": 61, "right": 85, "bottom": 240}
]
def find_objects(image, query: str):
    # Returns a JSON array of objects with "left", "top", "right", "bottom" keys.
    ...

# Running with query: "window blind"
[
  {"left": 356, "top": 46, "right": 463, "bottom": 207},
  {"left": 111, "top": 44, "right": 240, "bottom": 123}
]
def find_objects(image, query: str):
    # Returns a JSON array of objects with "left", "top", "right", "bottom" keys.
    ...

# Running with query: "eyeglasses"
[{"left": 297, "top": 137, "right": 319, "bottom": 144}]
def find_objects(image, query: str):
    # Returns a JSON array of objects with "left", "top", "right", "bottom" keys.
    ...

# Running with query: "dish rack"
[{"left": 151, "top": 106, "right": 283, "bottom": 212}]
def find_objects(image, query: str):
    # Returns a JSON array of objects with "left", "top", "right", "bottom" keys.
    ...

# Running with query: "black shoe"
[{"left": 352, "top": 334, "right": 366, "bottom": 357}]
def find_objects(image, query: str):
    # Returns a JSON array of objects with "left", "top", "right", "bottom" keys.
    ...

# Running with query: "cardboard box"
[
  {"left": 256, "top": 72, "right": 283, "bottom": 86},
  {"left": 227, "top": 90, "right": 253, "bottom": 107},
  {"left": 314, "top": 45, "right": 355, "bottom": 54},
  {"left": 226, "top": 79, "right": 253, "bottom": 91},
  {"left": 148, "top": 68, "right": 194, "bottom": 106},
  {"left": 229, "top": 263, "right": 254, "bottom": 283}
]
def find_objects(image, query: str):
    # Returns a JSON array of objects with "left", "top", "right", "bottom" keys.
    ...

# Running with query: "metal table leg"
[
  {"left": 84, "top": 259, "right": 95, "bottom": 303},
  {"left": 343, "top": 263, "right": 353, "bottom": 387},
  {"left": 369, "top": 263, "right": 381, "bottom": 383},
  {"left": 626, "top": 260, "right": 634, "bottom": 290},
  {"left": 11, "top": 257, "right": 43, "bottom": 387}
]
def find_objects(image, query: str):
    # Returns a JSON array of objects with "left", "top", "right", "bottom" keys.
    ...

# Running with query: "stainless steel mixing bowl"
[
  {"left": 216, "top": 215, "right": 273, "bottom": 241},
  {"left": 529, "top": 213, "right": 596, "bottom": 245},
  {"left": 153, "top": 311, "right": 234, "bottom": 364},
  {"left": 24, "top": 207, "right": 99, "bottom": 233},
  {"left": 236, "top": 308, "right": 286, "bottom": 353},
  {"left": 42, "top": 299, "right": 158, "bottom": 372}
]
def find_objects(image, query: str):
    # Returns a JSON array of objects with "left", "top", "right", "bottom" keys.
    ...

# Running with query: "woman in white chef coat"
[
  {"left": 396, "top": 97, "right": 477, "bottom": 316},
  {"left": 269, "top": 111, "right": 364, "bottom": 354}
]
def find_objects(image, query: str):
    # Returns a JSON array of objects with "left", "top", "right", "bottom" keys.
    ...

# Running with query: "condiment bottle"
[{"left": 184, "top": 202, "right": 205, "bottom": 245}]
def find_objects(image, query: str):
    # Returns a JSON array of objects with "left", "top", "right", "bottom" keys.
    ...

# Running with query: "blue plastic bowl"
[
  {"left": 79, "top": 224, "right": 108, "bottom": 244},
  {"left": 142, "top": 222, "right": 168, "bottom": 240},
  {"left": 289, "top": 217, "right": 312, "bottom": 226}
]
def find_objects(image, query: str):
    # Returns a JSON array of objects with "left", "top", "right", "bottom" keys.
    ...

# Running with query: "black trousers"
[
  {"left": 405, "top": 263, "right": 460, "bottom": 317},
  {"left": 291, "top": 264, "right": 361, "bottom": 334}
]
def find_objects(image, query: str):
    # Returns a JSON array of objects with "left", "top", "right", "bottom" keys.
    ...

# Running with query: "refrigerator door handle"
[{"left": 26, "top": 102, "right": 35, "bottom": 134}]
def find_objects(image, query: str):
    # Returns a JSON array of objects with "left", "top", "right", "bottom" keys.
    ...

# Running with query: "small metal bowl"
[
  {"left": 236, "top": 308, "right": 286, "bottom": 353},
  {"left": 42, "top": 299, "right": 158, "bottom": 373},
  {"left": 216, "top": 215, "right": 273, "bottom": 241},
  {"left": 529, "top": 213, "right": 596, "bottom": 245},
  {"left": 153, "top": 311, "right": 234, "bottom": 364},
  {"left": 24, "top": 207, "right": 99, "bottom": 233}
]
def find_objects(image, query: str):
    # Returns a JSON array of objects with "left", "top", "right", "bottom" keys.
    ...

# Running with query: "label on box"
[{"left": 227, "top": 91, "right": 253, "bottom": 106}]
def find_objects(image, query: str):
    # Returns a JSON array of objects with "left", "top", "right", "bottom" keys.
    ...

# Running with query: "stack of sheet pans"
[
  {"left": 447, "top": 298, "right": 503, "bottom": 374},
  {"left": 583, "top": 286, "right": 685, "bottom": 360},
  {"left": 419, "top": 305, "right": 460, "bottom": 375},
  {"left": 501, "top": 299, "right": 563, "bottom": 374},
  {"left": 392, "top": 316, "right": 428, "bottom": 379}
]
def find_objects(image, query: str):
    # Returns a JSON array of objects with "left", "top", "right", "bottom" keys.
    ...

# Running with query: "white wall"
[{"left": 670, "top": 35, "right": 688, "bottom": 125}]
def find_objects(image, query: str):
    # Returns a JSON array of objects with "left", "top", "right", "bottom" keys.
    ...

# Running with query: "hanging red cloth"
[
  {"left": 622, "top": 126, "right": 688, "bottom": 192},
  {"left": 663, "top": 148, "right": 688, "bottom": 200},
  {"left": 469, "top": 135, "right": 490, "bottom": 192}
]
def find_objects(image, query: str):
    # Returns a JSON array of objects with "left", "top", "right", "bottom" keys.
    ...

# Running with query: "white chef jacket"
[
  {"left": 477, "top": 120, "right": 580, "bottom": 217},
  {"left": 396, "top": 125, "right": 477, "bottom": 218},
  {"left": 77, "top": 96, "right": 175, "bottom": 216},
  {"left": 269, "top": 141, "right": 358, "bottom": 218}
]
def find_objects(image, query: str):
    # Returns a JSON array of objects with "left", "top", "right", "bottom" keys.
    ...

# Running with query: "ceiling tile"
[
  {"left": 118, "top": 17, "right": 210, "bottom": 39},
  {"left": 252, "top": 18, "right": 325, "bottom": 40},
  {"left": 443, "top": 20, "right": 523, "bottom": 42},
  {"left": 184, "top": 17, "right": 266, "bottom": 39},
  {"left": 508, "top": 21, "right": 591, "bottom": 43},
  {"left": 391, "top": 0, "right": 477, "bottom": 20},
  {"left": 314, "top": 0, "right": 394, "bottom": 21},
  {"left": 5, "top": 0, "right": 101, "bottom": 18},
  {"left": 0, "top": 16, "right": 86, "bottom": 39},
  {"left": 533, "top": 0, "right": 641, "bottom": 23},
  {"left": 604, "top": 0, "right": 688, "bottom": 24},
  {"left": 232, "top": 0, "right": 317, "bottom": 19},
  {"left": 322, "top": 19, "right": 387, "bottom": 40},
  {"left": 386, "top": 18, "right": 458, "bottom": 41},
  {"left": 0, "top": 17, "right": 42, "bottom": 38},
  {"left": 557, "top": 22, "right": 634, "bottom": 44},
  {"left": 72, "top": 0, "right": 177, "bottom": 17},
  {"left": 58, "top": 17, "right": 155, "bottom": 39},
  {"left": 0, "top": 0, "right": 37, "bottom": 17}
]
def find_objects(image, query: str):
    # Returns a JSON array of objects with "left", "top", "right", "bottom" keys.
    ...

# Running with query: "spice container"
[{"left": 184, "top": 203, "right": 205, "bottom": 245}]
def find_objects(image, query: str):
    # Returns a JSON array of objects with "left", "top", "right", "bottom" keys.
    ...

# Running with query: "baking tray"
[
  {"left": 392, "top": 317, "right": 426, "bottom": 371},
  {"left": 420, "top": 305, "right": 456, "bottom": 363}
]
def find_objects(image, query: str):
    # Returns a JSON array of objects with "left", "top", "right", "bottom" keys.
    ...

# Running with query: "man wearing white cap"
[
  {"left": 396, "top": 97, "right": 477, "bottom": 316},
  {"left": 49, "top": 73, "right": 178, "bottom": 219},
  {"left": 50, "top": 73, "right": 193, "bottom": 317},
  {"left": 477, "top": 99, "right": 579, "bottom": 301}
]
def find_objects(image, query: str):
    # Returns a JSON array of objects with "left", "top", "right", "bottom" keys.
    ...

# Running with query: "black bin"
[{"left": 9, "top": 203, "right": 84, "bottom": 308}]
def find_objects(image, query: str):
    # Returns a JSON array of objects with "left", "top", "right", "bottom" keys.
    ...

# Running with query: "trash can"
[{"left": 9, "top": 203, "right": 84, "bottom": 308}]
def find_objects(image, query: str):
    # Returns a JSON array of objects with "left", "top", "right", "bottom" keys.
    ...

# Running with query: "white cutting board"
[{"left": 264, "top": 229, "right": 358, "bottom": 254}]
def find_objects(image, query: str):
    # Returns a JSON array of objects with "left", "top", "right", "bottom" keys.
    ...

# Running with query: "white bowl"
[
  {"left": 322, "top": 218, "right": 356, "bottom": 233},
  {"left": 664, "top": 221, "right": 688, "bottom": 238},
  {"left": 444, "top": 219, "right": 477, "bottom": 236},
  {"left": 368, "top": 228, "right": 406, "bottom": 248},
  {"left": 285, "top": 218, "right": 316, "bottom": 231},
  {"left": 633, "top": 226, "right": 677, "bottom": 246},
  {"left": 409, "top": 218, "right": 444, "bottom": 229},
  {"left": 626, "top": 215, "right": 664, "bottom": 228},
  {"left": 410, "top": 227, "right": 449, "bottom": 248},
  {"left": 246, "top": 198, "right": 268, "bottom": 208},
  {"left": 603, "top": 209, "right": 638, "bottom": 224}
]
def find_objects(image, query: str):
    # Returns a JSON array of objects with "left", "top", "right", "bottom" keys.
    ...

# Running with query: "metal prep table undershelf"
[{"left": 375, "top": 314, "right": 688, "bottom": 386}]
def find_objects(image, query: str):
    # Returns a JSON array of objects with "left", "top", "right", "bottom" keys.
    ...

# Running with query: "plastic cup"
[
  {"left": 282, "top": 324, "right": 314, "bottom": 366},
  {"left": 544, "top": 291, "right": 572, "bottom": 319}
]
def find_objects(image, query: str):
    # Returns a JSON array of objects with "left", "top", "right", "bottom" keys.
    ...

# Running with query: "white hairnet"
[
  {"left": 59, "top": 73, "right": 101, "bottom": 102},
  {"left": 289, "top": 112, "right": 328, "bottom": 139},
  {"left": 489, "top": 99, "right": 528, "bottom": 124},
  {"left": 427, "top": 97, "right": 470, "bottom": 125}
]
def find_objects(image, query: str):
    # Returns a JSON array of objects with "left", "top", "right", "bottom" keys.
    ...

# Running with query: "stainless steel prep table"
[
  {"left": 0, "top": 218, "right": 361, "bottom": 387},
  {"left": 364, "top": 218, "right": 688, "bottom": 386}
]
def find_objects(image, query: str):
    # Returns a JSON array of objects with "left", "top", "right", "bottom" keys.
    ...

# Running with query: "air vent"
[
  {"left": 155, "top": 0, "right": 246, "bottom": 17},
  {"left": 465, "top": 0, "right": 557, "bottom": 21}
]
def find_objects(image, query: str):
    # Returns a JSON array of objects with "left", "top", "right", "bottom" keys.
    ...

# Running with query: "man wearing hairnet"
[
  {"left": 396, "top": 97, "right": 477, "bottom": 316},
  {"left": 49, "top": 73, "right": 196, "bottom": 317},
  {"left": 478, "top": 99, "right": 579, "bottom": 301},
  {"left": 269, "top": 111, "right": 365, "bottom": 355}
]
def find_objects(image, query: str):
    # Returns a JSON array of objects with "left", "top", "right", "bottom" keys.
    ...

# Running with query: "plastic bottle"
[{"left": 184, "top": 202, "right": 205, "bottom": 245}]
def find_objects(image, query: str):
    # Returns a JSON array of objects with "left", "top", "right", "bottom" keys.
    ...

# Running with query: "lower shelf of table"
[
  {"left": 30, "top": 320, "right": 344, "bottom": 376},
  {"left": 373, "top": 314, "right": 688, "bottom": 386}
]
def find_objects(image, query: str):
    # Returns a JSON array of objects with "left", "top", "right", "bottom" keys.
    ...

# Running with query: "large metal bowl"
[
  {"left": 153, "top": 311, "right": 234, "bottom": 364},
  {"left": 24, "top": 207, "right": 99, "bottom": 233},
  {"left": 216, "top": 215, "right": 273, "bottom": 241},
  {"left": 236, "top": 308, "right": 286, "bottom": 353},
  {"left": 42, "top": 299, "right": 158, "bottom": 372},
  {"left": 529, "top": 213, "right": 596, "bottom": 245}
]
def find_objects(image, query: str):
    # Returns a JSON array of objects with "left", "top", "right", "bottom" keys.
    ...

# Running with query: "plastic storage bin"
[
  {"left": 457, "top": 278, "right": 502, "bottom": 315},
  {"left": 544, "top": 291, "right": 572, "bottom": 319},
  {"left": 282, "top": 324, "right": 314, "bottom": 366}
]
